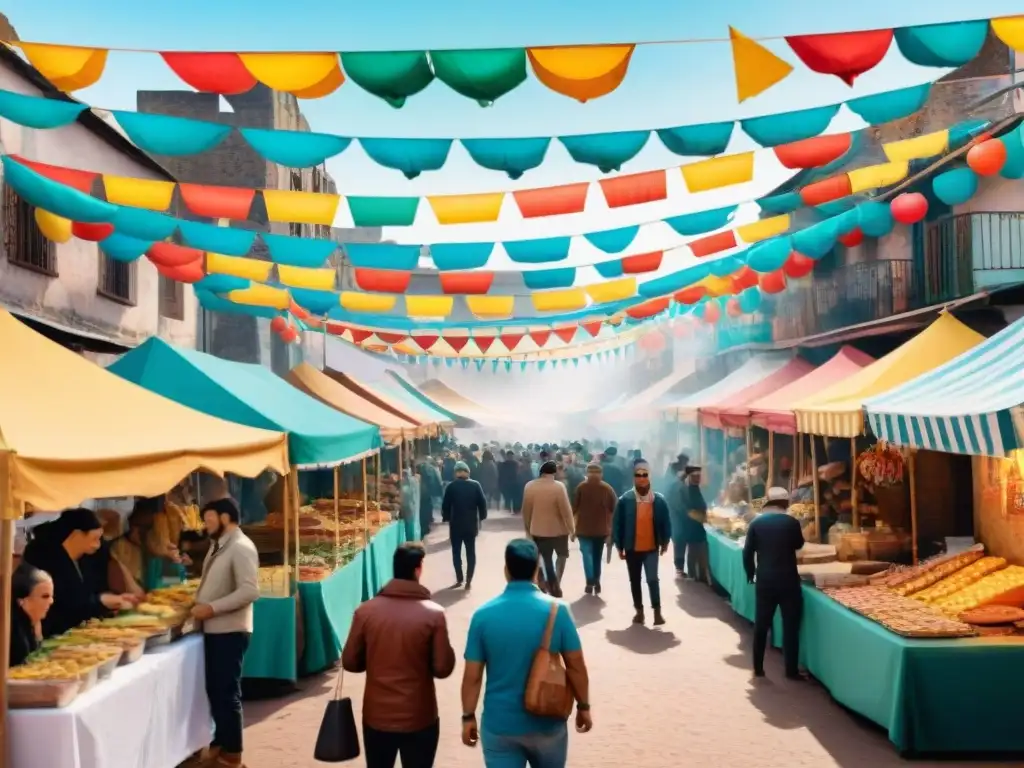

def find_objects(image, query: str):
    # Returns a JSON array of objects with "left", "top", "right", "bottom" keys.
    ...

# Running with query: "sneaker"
[
  {"left": 594, "top": 581, "right": 602, "bottom": 595},
  {"left": 465, "top": 581, "right": 472, "bottom": 591},
  {"left": 753, "top": 669, "right": 766, "bottom": 679},
  {"left": 453, "top": 581, "right": 464, "bottom": 589},
  {"left": 632, "top": 609, "right": 645, "bottom": 624},
  {"left": 653, "top": 609, "right": 666, "bottom": 626},
  {"left": 585, "top": 584, "right": 594, "bottom": 595}
]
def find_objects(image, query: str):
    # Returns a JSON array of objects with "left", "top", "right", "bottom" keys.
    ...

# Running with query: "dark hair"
[
  {"left": 539, "top": 460, "right": 558, "bottom": 475},
  {"left": 505, "top": 538, "right": 539, "bottom": 581},
  {"left": 202, "top": 497, "right": 240, "bottom": 524},
  {"left": 394, "top": 542, "right": 426, "bottom": 580},
  {"left": 604, "top": 446, "right": 618, "bottom": 457},
  {"left": 55, "top": 507, "right": 102, "bottom": 538},
  {"left": 632, "top": 456, "right": 647, "bottom": 467},
  {"left": 13, "top": 562, "right": 50, "bottom": 601},
  {"left": 482, "top": 450, "right": 494, "bottom": 462},
  {"left": 539, "top": 451, "right": 550, "bottom": 462}
]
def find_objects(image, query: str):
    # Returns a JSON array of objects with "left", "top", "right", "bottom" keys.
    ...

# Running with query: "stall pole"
[
  {"left": 850, "top": 437, "right": 860, "bottom": 529},
  {"left": 909, "top": 448, "right": 919, "bottom": 565},
  {"left": 745, "top": 426, "right": 753, "bottom": 503},
  {"left": 282, "top": 468, "right": 292, "bottom": 594},
  {"left": 721, "top": 429, "right": 728, "bottom": 496},
  {"left": 362, "top": 458, "right": 369, "bottom": 547},
  {"left": 287, "top": 469, "right": 302, "bottom": 593},
  {"left": 698, "top": 415, "right": 705, "bottom": 488},
  {"left": 375, "top": 451, "right": 381, "bottom": 507},
  {"left": 792, "top": 433, "right": 798, "bottom": 492},
  {"left": 768, "top": 431, "right": 775, "bottom": 488},
  {"left": 795, "top": 433, "right": 802, "bottom": 489},
  {"left": 0, "top": 514, "right": 13, "bottom": 768},
  {"left": 332, "top": 464, "right": 341, "bottom": 554},
  {"left": 811, "top": 438, "right": 821, "bottom": 544}
]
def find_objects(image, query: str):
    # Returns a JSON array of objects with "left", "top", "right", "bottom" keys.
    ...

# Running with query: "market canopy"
[
  {"left": 286, "top": 363, "right": 422, "bottom": 443},
  {"left": 741, "top": 346, "right": 875, "bottom": 434},
  {"left": 0, "top": 311, "right": 288, "bottom": 514},
  {"left": 864, "top": 314, "right": 1024, "bottom": 457},
  {"left": 597, "top": 360, "right": 697, "bottom": 424},
  {"left": 389, "top": 375, "right": 486, "bottom": 428},
  {"left": 664, "top": 353, "right": 794, "bottom": 418},
  {"left": 701, "top": 356, "right": 816, "bottom": 430},
  {"left": 108, "top": 339, "right": 381, "bottom": 468},
  {"left": 794, "top": 313, "right": 985, "bottom": 438},
  {"left": 324, "top": 368, "right": 453, "bottom": 433}
]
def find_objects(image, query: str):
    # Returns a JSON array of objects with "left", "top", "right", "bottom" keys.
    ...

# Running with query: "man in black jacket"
[
  {"left": 742, "top": 487, "right": 805, "bottom": 680},
  {"left": 441, "top": 461, "right": 488, "bottom": 590}
]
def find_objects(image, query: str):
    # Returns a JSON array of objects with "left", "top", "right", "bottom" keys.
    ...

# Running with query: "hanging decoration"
[
  {"left": 966, "top": 139, "right": 1008, "bottom": 176},
  {"left": 890, "top": 192, "right": 929, "bottom": 224},
  {"left": 856, "top": 443, "right": 905, "bottom": 487}
]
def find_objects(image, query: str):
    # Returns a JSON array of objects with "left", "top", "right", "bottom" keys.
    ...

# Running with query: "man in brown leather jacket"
[{"left": 342, "top": 543, "right": 456, "bottom": 768}]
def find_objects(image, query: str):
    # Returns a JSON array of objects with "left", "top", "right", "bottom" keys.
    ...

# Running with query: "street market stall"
[
  {"left": 390, "top": 374, "right": 488, "bottom": 428},
  {"left": 325, "top": 367, "right": 453, "bottom": 437},
  {"left": 0, "top": 310, "right": 289, "bottom": 768},
  {"left": 107, "top": 339, "right": 390, "bottom": 680}
]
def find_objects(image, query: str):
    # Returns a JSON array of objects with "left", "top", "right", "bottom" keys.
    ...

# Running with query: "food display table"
[
  {"left": 706, "top": 528, "right": 1024, "bottom": 755},
  {"left": 9, "top": 635, "right": 210, "bottom": 768},
  {"left": 244, "top": 522, "right": 404, "bottom": 681}
]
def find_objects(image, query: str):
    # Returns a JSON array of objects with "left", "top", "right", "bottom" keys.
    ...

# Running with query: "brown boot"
[{"left": 215, "top": 752, "right": 244, "bottom": 768}]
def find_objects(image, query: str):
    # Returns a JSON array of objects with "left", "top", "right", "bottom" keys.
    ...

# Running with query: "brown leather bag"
[{"left": 524, "top": 603, "right": 574, "bottom": 719}]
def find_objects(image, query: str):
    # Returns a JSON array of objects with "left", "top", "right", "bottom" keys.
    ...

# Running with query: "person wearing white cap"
[{"left": 742, "top": 487, "right": 805, "bottom": 680}]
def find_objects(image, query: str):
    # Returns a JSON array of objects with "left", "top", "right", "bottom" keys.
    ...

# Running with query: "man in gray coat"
[{"left": 192, "top": 497, "right": 260, "bottom": 768}]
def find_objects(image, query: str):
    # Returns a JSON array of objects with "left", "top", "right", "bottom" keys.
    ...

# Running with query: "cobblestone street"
[{"left": 243, "top": 514, "right": 984, "bottom": 767}]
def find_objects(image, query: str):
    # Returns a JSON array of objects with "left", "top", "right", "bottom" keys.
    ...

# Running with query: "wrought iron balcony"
[{"left": 923, "top": 212, "right": 1024, "bottom": 295}]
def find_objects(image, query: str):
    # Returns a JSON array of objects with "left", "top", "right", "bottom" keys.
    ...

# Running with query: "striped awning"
[
  {"left": 794, "top": 402, "right": 867, "bottom": 439},
  {"left": 864, "top": 315, "right": 1024, "bottom": 457}
]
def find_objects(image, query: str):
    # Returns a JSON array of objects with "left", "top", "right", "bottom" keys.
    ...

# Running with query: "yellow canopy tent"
[
  {"left": 793, "top": 313, "right": 985, "bottom": 438},
  {"left": 286, "top": 362, "right": 422, "bottom": 443},
  {"left": 0, "top": 309, "right": 289, "bottom": 764},
  {"left": 416, "top": 378, "right": 507, "bottom": 426}
]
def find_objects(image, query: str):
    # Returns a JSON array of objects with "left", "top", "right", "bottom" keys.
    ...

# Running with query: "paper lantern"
[
  {"left": 838, "top": 227, "right": 864, "bottom": 248},
  {"left": 966, "top": 139, "right": 1007, "bottom": 176},
  {"left": 270, "top": 316, "right": 287, "bottom": 334},
  {"left": 702, "top": 301, "right": 721, "bottom": 323},
  {"left": 72, "top": 221, "right": 115, "bottom": 242},
  {"left": 890, "top": 192, "right": 928, "bottom": 224},
  {"left": 726, "top": 298, "right": 742, "bottom": 317},
  {"left": 783, "top": 251, "right": 815, "bottom": 279},
  {"left": 759, "top": 270, "right": 788, "bottom": 294},
  {"left": 34, "top": 209, "right": 73, "bottom": 243}
]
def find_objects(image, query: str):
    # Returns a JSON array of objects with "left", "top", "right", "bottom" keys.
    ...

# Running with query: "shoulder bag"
[
  {"left": 313, "top": 666, "right": 360, "bottom": 762},
  {"left": 524, "top": 603, "right": 574, "bottom": 719}
]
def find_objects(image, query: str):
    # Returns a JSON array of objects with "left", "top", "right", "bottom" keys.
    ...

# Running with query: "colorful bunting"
[
  {"left": 785, "top": 29, "right": 893, "bottom": 85},
  {"left": 729, "top": 27, "right": 794, "bottom": 102}
]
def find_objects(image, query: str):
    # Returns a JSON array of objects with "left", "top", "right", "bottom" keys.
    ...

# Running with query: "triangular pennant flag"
[
  {"left": 729, "top": 26, "right": 793, "bottom": 102},
  {"left": 491, "top": 360, "right": 499, "bottom": 373},
  {"left": 551, "top": 359, "right": 559, "bottom": 369},
  {"left": 445, "top": 357, "right": 454, "bottom": 368},
  {"left": 504, "top": 360, "right": 512, "bottom": 372},
  {"left": 520, "top": 361, "right": 528, "bottom": 371},
  {"left": 572, "top": 358, "right": 579, "bottom": 368},
  {"left": 460, "top": 358, "right": 470, "bottom": 369},
  {"left": 500, "top": 333, "right": 524, "bottom": 351},
  {"left": 349, "top": 328, "right": 372, "bottom": 344},
  {"left": 529, "top": 330, "right": 552, "bottom": 347},
  {"left": 412, "top": 334, "right": 439, "bottom": 351},
  {"left": 614, "top": 348, "right": 621, "bottom": 357},
  {"left": 581, "top": 321, "right": 602, "bottom": 338},
  {"left": 585, "top": 353, "right": 593, "bottom": 363},
  {"left": 475, "top": 359, "right": 485, "bottom": 371},
  {"left": 474, "top": 335, "right": 496, "bottom": 353},
  {"left": 446, "top": 336, "right": 470, "bottom": 352},
  {"left": 432, "top": 357, "right": 442, "bottom": 368},
  {"left": 553, "top": 327, "right": 576, "bottom": 344},
  {"left": 538, "top": 361, "right": 547, "bottom": 371}
]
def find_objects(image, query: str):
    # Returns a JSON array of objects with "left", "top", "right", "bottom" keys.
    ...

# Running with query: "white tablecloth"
[{"left": 9, "top": 635, "right": 211, "bottom": 768}]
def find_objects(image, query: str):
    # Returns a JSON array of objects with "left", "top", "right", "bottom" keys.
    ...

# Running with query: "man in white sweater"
[
  {"left": 522, "top": 460, "right": 575, "bottom": 598},
  {"left": 192, "top": 497, "right": 260, "bottom": 768}
]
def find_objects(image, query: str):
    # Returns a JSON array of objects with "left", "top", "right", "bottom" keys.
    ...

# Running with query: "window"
[
  {"left": 3, "top": 184, "right": 56, "bottom": 275},
  {"left": 289, "top": 170, "right": 303, "bottom": 238},
  {"left": 159, "top": 274, "right": 185, "bottom": 320},
  {"left": 97, "top": 255, "right": 137, "bottom": 305}
]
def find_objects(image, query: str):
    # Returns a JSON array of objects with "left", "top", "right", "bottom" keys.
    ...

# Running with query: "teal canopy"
[
  {"left": 108, "top": 339, "right": 381, "bottom": 467},
  {"left": 375, "top": 374, "right": 459, "bottom": 426}
]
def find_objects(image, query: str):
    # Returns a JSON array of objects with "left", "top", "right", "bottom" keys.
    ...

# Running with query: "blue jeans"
[
  {"left": 482, "top": 725, "right": 568, "bottom": 768},
  {"left": 669, "top": 509, "right": 687, "bottom": 571},
  {"left": 578, "top": 536, "right": 605, "bottom": 585},
  {"left": 626, "top": 550, "right": 661, "bottom": 610}
]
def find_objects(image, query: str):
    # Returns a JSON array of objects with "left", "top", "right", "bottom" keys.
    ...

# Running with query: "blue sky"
[{"left": 4, "top": 0, "right": 1022, "bottom": 252}]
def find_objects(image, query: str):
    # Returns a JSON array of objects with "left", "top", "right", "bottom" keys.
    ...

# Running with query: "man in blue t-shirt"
[{"left": 460, "top": 539, "right": 592, "bottom": 767}]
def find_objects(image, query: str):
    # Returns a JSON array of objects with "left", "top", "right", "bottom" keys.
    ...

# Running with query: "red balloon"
[
  {"left": 72, "top": 221, "right": 115, "bottom": 242},
  {"left": 270, "top": 316, "right": 288, "bottom": 334},
  {"left": 890, "top": 192, "right": 929, "bottom": 225},
  {"left": 732, "top": 266, "right": 759, "bottom": 292},
  {"left": 759, "top": 270, "right": 788, "bottom": 294},
  {"left": 783, "top": 252, "right": 815, "bottom": 279},
  {"left": 726, "top": 298, "right": 742, "bottom": 317},
  {"left": 967, "top": 139, "right": 1007, "bottom": 176},
  {"left": 282, "top": 327, "right": 299, "bottom": 343},
  {"left": 838, "top": 228, "right": 864, "bottom": 248},
  {"left": 674, "top": 285, "right": 707, "bottom": 305},
  {"left": 702, "top": 302, "right": 721, "bottom": 324}
]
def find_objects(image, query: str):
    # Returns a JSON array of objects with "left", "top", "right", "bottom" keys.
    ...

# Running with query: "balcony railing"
[
  {"left": 924, "top": 212, "right": 1024, "bottom": 292},
  {"left": 770, "top": 259, "right": 919, "bottom": 342}
]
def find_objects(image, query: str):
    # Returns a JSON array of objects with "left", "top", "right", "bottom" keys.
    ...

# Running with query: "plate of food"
[{"left": 959, "top": 605, "right": 1024, "bottom": 625}]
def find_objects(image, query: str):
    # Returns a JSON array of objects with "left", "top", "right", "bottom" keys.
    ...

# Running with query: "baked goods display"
[
  {"left": 959, "top": 605, "right": 1024, "bottom": 625},
  {"left": 824, "top": 585, "right": 976, "bottom": 638},
  {"left": 890, "top": 550, "right": 986, "bottom": 596},
  {"left": 911, "top": 557, "right": 1008, "bottom": 604},
  {"left": 932, "top": 565, "right": 1024, "bottom": 615}
]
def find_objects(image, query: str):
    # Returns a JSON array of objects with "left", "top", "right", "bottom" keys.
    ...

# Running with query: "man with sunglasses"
[{"left": 611, "top": 459, "right": 672, "bottom": 626}]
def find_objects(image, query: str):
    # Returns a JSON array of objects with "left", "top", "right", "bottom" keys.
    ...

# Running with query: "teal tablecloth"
[
  {"left": 707, "top": 528, "right": 1024, "bottom": 755},
  {"left": 296, "top": 554, "right": 366, "bottom": 676},
  {"left": 243, "top": 595, "right": 298, "bottom": 680},
  {"left": 365, "top": 522, "right": 403, "bottom": 598}
]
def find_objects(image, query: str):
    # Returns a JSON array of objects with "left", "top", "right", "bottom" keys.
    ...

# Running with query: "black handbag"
[{"left": 313, "top": 668, "right": 360, "bottom": 762}]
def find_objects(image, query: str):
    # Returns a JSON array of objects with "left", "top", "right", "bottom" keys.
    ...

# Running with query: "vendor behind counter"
[{"left": 8, "top": 562, "right": 54, "bottom": 667}]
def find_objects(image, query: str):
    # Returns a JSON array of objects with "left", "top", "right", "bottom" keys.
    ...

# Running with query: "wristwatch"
[
  {"left": 461, "top": 713, "right": 477, "bottom": 722},
  {"left": 577, "top": 702, "right": 591, "bottom": 711}
]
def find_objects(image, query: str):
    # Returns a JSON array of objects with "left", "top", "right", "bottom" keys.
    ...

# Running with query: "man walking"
[
  {"left": 678, "top": 465, "right": 710, "bottom": 583},
  {"left": 342, "top": 543, "right": 456, "bottom": 767},
  {"left": 599, "top": 447, "right": 627, "bottom": 496},
  {"left": 522, "top": 460, "right": 575, "bottom": 598},
  {"left": 441, "top": 461, "right": 488, "bottom": 590},
  {"left": 460, "top": 539, "right": 592, "bottom": 768},
  {"left": 571, "top": 462, "right": 617, "bottom": 596},
  {"left": 191, "top": 498, "right": 260, "bottom": 768},
  {"left": 743, "top": 487, "right": 805, "bottom": 680},
  {"left": 612, "top": 459, "right": 672, "bottom": 626},
  {"left": 499, "top": 450, "right": 520, "bottom": 513}
]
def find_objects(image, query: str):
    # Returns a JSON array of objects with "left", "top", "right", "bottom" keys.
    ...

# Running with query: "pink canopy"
[
  {"left": 745, "top": 346, "right": 875, "bottom": 434},
  {"left": 701, "top": 357, "right": 816, "bottom": 430}
]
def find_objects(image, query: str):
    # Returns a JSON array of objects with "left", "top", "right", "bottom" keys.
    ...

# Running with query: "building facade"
[{"left": 0, "top": 39, "right": 197, "bottom": 363}]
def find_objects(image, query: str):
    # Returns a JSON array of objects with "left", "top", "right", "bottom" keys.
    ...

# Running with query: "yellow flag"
[{"left": 729, "top": 27, "right": 793, "bottom": 102}]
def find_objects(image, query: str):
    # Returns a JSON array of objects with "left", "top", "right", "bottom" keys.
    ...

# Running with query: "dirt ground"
[{"left": 241, "top": 514, "right": 989, "bottom": 767}]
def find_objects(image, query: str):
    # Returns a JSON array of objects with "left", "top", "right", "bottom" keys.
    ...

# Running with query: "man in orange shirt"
[{"left": 611, "top": 459, "right": 672, "bottom": 626}]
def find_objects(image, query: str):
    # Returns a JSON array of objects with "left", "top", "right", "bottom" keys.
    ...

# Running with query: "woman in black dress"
[{"left": 9, "top": 562, "right": 54, "bottom": 666}]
